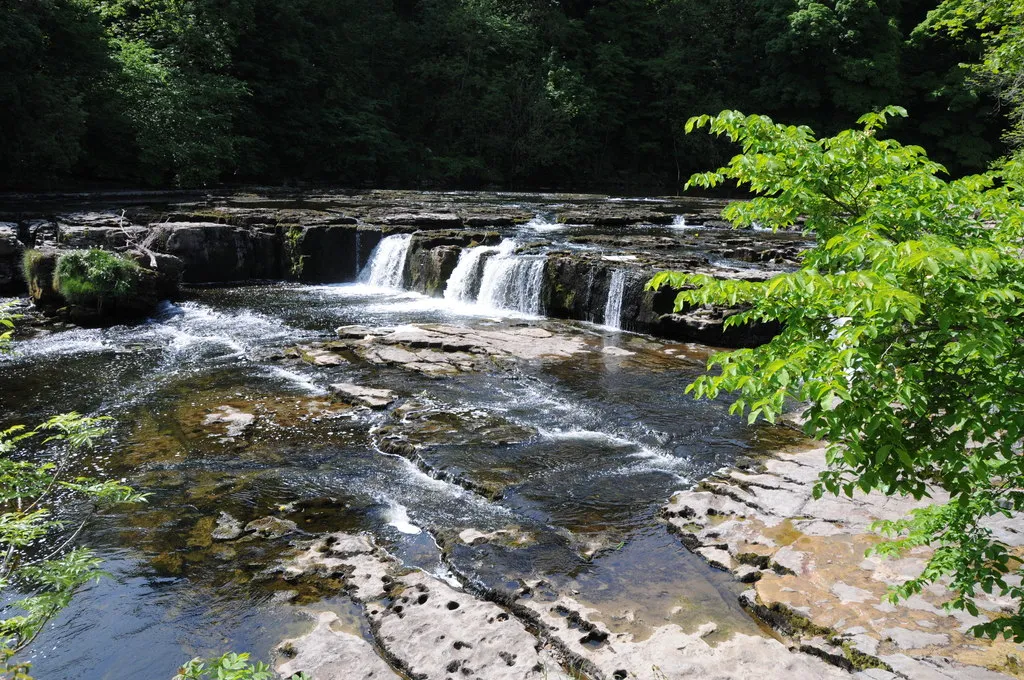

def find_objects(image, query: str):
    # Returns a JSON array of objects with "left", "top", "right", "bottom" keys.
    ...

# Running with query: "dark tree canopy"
[{"left": 0, "top": 0, "right": 1012, "bottom": 190}]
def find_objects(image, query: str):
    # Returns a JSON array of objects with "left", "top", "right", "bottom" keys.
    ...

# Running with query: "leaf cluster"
[
  {"left": 53, "top": 248, "right": 145, "bottom": 308},
  {"left": 174, "top": 653, "right": 308, "bottom": 680}
]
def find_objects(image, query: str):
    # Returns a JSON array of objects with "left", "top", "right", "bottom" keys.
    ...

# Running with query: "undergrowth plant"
[
  {"left": 174, "top": 653, "right": 309, "bottom": 680},
  {"left": 53, "top": 249, "right": 144, "bottom": 309}
]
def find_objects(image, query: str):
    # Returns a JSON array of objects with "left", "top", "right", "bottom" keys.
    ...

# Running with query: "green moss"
[
  {"left": 831, "top": 638, "right": 893, "bottom": 672},
  {"left": 286, "top": 226, "right": 305, "bottom": 277},
  {"left": 188, "top": 209, "right": 234, "bottom": 223},
  {"left": 21, "top": 248, "right": 45, "bottom": 283},
  {"left": 53, "top": 249, "right": 143, "bottom": 307}
]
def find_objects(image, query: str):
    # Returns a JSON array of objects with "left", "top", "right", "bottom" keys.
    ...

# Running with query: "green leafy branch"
[{"left": 653, "top": 107, "right": 1024, "bottom": 640}]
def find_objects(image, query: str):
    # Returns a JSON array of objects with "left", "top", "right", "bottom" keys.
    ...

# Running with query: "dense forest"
[{"left": 0, "top": 0, "right": 1010, "bottom": 190}]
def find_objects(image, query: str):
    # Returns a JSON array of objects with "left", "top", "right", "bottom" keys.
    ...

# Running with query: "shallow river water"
[{"left": 0, "top": 218, "right": 803, "bottom": 679}]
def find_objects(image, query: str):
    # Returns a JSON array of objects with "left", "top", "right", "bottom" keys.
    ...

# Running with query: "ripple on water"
[{"left": 2, "top": 279, "right": 797, "bottom": 679}]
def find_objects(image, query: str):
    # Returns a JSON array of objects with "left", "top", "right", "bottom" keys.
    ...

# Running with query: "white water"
[
  {"left": 476, "top": 240, "right": 545, "bottom": 315},
  {"left": 603, "top": 270, "right": 627, "bottom": 330},
  {"left": 360, "top": 234, "right": 412, "bottom": 289},
  {"left": 670, "top": 215, "right": 698, "bottom": 230},
  {"left": 443, "top": 245, "right": 500, "bottom": 302},
  {"left": 522, "top": 214, "right": 564, "bottom": 233},
  {"left": 384, "top": 501, "right": 422, "bottom": 535}
]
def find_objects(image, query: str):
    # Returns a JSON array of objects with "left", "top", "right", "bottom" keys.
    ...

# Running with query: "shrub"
[{"left": 53, "top": 249, "right": 143, "bottom": 309}]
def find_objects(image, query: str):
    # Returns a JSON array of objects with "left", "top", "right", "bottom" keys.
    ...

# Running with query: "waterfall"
[
  {"left": 604, "top": 270, "right": 627, "bottom": 330},
  {"left": 360, "top": 233, "right": 412, "bottom": 289},
  {"left": 443, "top": 245, "right": 500, "bottom": 302},
  {"left": 476, "top": 240, "right": 546, "bottom": 315}
]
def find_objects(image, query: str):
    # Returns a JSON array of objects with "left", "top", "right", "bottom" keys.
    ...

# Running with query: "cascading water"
[
  {"left": 443, "top": 245, "right": 500, "bottom": 303},
  {"left": 604, "top": 270, "right": 627, "bottom": 330},
  {"left": 476, "top": 240, "right": 546, "bottom": 315},
  {"left": 360, "top": 233, "right": 412, "bottom": 289}
]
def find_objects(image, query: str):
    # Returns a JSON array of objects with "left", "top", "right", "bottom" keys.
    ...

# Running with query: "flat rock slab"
[
  {"left": 279, "top": 533, "right": 866, "bottom": 680},
  {"left": 662, "top": 443, "right": 1024, "bottom": 679},
  {"left": 277, "top": 611, "right": 399, "bottom": 680},
  {"left": 279, "top": 533, "right": 571, "bottom": 680},
  {"left": 509, "top": 584, "right": 852, "bottom": 680},
  {"left": 331, "top": 382, "right": 397, "bottom": 409},
  {"left": 301, "top": 323, "right": 589, "bottom": 376}
]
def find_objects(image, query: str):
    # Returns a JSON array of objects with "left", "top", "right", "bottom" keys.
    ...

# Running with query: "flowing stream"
[
  {"left": 0, "top": 203, "right": 808, "bottom": 679},
  {"left": 443, "top": 245, "right": 499, "bottom": 303}
]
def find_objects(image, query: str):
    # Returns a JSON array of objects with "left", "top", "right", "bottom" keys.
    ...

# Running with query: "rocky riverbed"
[
  {"left": 1, "top": 189, "right": 804, "bottom": 343},
  {"left": 0, "top": 190, "right": 1019, "bottom": 680}
]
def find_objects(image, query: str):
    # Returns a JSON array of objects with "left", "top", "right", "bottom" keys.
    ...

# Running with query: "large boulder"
[
  {"left": 285, "top": 224, "right": 360, "bottom": 282},
  {"left": 22, "top": 248, "right": 61, "bottom": 308},
  {"left": 23, "top": 248, "right": 179, "bottom": 326},
  {"left": 150, "top": 222, "right": 284, "bottom": 283}
]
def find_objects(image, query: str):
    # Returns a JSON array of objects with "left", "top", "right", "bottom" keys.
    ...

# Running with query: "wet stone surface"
[
  {"left": 4, "top": 192, "right": 1012, "bottom": 680},
  {"left": 662, "top": 441, "right": 1024, "bottom": 679}
]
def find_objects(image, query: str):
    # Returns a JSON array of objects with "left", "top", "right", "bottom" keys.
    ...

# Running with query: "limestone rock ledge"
[
  {"left": 276, "top": 533, "right": 859, "bottom": 680},
  {"left": 661, "top": 442, "right": 1024, "bottom": 679}
]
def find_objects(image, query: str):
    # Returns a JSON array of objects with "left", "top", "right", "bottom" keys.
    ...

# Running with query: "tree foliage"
[
  {"left": 0, "top": 0, "right": 1012, "bottom": 189},
  {"left": 0, "top": 413, "right": 147, "bottom": 678},
  {"left": 649, "top": 107, "right": 1024, "bottom": 641},
  {"left": 926, "top": 0, "right": 1024, "bottom": 173}
]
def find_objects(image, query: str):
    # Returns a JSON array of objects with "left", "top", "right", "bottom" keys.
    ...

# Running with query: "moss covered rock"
[{"left": 23, "top": 247, "right": 177, "bottom": 325}]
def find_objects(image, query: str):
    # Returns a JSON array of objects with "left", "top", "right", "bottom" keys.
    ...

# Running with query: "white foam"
[
  {"left": 522, "top": 215, "right": 564, "bottom": 232},
  {"left": 668, "top": 215, "right": 699, "bottom": 230},
  {"left": 385, "top": 501, "right": 422, "bottom": 535},
  {"left": 267, "top": 366, "right": 327, "bottom": 395}
]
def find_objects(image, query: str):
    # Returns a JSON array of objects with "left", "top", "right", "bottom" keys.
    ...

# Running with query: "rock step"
[
  {"left": 279, "top": 533, "right": 573, "bottom": 680},
  {"left": 662, "top": 445, "right": 1022, "bottom": 680}
]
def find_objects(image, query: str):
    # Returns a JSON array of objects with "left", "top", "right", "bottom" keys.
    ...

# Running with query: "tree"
[
  {"left": 0, "top": 0, "right": 115, "bottom": 188},
  {"left": 649, "top": 107, "right": 1024, "bottom": 641},
  {"left": 925, "top": 0, "right": 1024, "bottom": 176}
]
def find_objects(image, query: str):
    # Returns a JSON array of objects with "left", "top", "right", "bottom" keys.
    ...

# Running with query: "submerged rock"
[
  {"left": 373, "top": 399, "right": 538, "bottom": 499},
  {"left": 211, "top": 512, "right": 244, "bottom": 541},
  {"left": 245, "top": 516, "right": 299, "bottom": 539},
  {"left": 331, "top": 382, "right": 397, "bottom": 409},
  {"left": 202, "top": 405, "right": 256, "bottom": 441}
]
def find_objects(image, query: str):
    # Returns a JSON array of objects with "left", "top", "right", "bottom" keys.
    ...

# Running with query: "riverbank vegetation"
[
  {"left": 0, "top": 0, "right": 1015, "bottom": 191},
  {"left": 652, "top": 104, "right": 1024, "bottom": 640}
]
